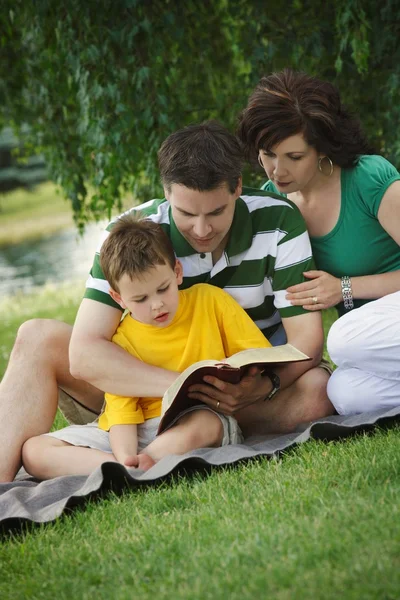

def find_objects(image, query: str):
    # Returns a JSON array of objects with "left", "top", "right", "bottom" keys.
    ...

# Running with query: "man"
[{"left": 0, "top": 121, "right": 333, "bottom": 482}]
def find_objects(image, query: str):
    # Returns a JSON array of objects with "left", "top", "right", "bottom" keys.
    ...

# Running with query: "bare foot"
[{"left": 124, "top": 453, "right": 156, "bottom": 471}]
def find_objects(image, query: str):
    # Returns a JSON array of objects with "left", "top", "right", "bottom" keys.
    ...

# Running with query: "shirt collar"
[{"left": 224, "top": 196, "right": 253, "bottom": 258}]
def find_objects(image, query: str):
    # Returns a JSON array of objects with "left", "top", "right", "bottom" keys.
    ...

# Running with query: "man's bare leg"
[
  {"left": 0, "top": 319, "right": 104, "bottom": 482},
  {"left": 236, "top": 367, "right": 334, "bottom": 436}
]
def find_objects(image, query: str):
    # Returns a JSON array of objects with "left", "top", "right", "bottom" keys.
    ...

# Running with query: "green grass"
[
  {"left": 0, "top": 182, "right": 135, "bottom": 247},
  {"left": 0, "top": 431, "right": 399, "bottom": 599},
  {"left": 0, "top": 182, "right": 74, "bottom": 247},
  {"left": 0, "top": 287, "right": 399, "bottom": 599}
]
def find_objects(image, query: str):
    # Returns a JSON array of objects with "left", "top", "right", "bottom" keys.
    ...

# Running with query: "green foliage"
[{"left": 1, "top": 0, "right": 399, "bottom": 227}]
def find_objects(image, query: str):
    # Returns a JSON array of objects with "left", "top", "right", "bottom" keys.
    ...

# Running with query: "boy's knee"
[{"left": 180, "top": 411, "right": 223, "bottom": 447}]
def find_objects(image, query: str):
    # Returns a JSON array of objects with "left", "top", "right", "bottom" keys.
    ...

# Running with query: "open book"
[{"left": 158, "top": 344, "right": 310, "bottom": 434}]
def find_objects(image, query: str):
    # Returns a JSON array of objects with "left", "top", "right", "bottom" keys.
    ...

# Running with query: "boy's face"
[
  {"left": 110, "top": 261, "right": 183, "bottom": 328},
  {"left": 165, "top": 180, "right": 242, "bottom": 256}
]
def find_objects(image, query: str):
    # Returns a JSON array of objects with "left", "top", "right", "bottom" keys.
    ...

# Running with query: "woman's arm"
[
  {"left": 286, "top": 181, "right": 400, "bottom": 310},
  {"left": 69, "top": 299, "right": 178, "bottom": 397}
]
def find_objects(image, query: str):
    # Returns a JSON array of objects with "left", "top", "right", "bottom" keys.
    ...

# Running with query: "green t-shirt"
[{"left": 262, "top": 155, "right": 400, "bottom": 316}]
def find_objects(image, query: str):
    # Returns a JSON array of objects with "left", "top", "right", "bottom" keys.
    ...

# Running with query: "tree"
[{"left": 1, "top": 0, "right": 399, "bottom": 228}]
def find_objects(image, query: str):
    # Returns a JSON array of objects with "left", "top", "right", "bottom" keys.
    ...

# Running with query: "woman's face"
[{"left": 258, "top": 134, "right": 322, "bottom": 194}]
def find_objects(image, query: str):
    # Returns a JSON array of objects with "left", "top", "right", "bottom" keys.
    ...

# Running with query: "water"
[{"left": 0, "top": 223, "right": 107, "bottom": 298}]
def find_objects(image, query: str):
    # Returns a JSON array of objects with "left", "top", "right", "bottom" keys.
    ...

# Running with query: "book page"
[
  {"left": 158, "top": 344, "right": 310, "bottom": 434},
  {"left": 227, "top": 344, "right": 310, "bottom": 368}
]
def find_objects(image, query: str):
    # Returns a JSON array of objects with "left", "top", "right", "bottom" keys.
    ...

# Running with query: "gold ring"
[
  {"left": 216, "top": 401, "right": 220, "bottom": 409},
  {"left": 312, "top": 296, "right": 318, "bottom": 304}
]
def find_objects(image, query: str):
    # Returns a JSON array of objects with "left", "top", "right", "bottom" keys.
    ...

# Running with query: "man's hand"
[{"left": 187, "top": 366, "right": 271, "bottom": 415}]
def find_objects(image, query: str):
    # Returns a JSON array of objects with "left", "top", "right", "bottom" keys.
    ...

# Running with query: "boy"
[{"left": 22, "top": 214, "right": 271, "bottom": 479}]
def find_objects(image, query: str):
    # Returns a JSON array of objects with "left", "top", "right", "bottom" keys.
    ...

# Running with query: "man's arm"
[
  {"left": 187, "top": 311, "right": 323, "bottom": 414},
  {"left": 274, "top": 311, "right": 323, "bottom": 389},
  {"left": 69, "top": 299, "right": 178, "bottom": 397}
]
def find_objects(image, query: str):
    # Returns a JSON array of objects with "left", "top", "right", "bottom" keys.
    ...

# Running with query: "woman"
[{"left": 238, "top": 69, "right": 400, "bottom": 416}]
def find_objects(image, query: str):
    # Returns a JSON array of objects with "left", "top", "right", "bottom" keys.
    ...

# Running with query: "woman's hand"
[
  {"left": 286, "top": 270, "right": 342, "bottom": 310},
  {"left": 187, "top": 366, "right": 268, "bottom": 415}
]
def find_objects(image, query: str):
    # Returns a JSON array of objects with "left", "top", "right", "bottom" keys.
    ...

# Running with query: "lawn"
[
  {"left": 0, "top": 286, "right": 399, "bottom": 599},
  {"left": 0, "top": 182, "right": 74, "bottom": 247},
  {"left": 0, "top": 182, "right": 134, "bottom": 247}
]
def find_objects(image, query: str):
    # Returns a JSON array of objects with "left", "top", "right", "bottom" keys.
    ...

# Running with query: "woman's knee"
[
  {"left": 327, "top": 369, "right": 363, "bottom": 415},
  {"left": 327, "top": 313, "right": 361, "bottom": 366}
]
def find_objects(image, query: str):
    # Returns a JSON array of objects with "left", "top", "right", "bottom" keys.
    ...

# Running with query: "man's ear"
[
  {"left": 234, "top": 176, "right": 243, "bottom": 198},
  {"left": 109, "top": 288, "right": 127, "bottom": 310},
  {"left": 174, "top": 260, "right": 183, "bottom": 286}
]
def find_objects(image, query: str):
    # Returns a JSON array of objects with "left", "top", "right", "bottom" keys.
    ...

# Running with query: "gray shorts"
[{"left": 48, "top": 405, "right": 243, "bottom": 451}]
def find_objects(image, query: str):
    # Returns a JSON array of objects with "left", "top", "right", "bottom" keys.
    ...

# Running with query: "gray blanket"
[{"left": 1, "top": 406, "right": 399, "bottom": 534}]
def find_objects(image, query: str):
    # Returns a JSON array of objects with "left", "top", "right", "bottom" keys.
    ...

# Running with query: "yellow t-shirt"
[{"left": 98, "top": 283, "right": 271, "bottom": 430}]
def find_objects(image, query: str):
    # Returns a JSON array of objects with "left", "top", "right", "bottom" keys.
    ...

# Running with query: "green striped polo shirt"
[{"left": 84, "top": 187, "right": 315, "bottom": 338}]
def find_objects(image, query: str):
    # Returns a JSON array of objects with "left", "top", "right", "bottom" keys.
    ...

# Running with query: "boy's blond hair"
[{"left": 100, "top": 212, "right": 176, "bottom": 293}]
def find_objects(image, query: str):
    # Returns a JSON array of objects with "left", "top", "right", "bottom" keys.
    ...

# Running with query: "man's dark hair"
[
  {"left": 158, "top": 120, "right": 243, "bottom": 193},
  {"left": 238, "top": 69, "right": 375, "bottom": 168}
]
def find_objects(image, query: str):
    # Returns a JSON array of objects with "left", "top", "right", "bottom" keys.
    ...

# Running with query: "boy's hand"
[
  {"left": 187, "top": 366, "right": 270, "bottom": 415},
  {"left": 124, "top": 454, "right": 155, "bottom": 471}
]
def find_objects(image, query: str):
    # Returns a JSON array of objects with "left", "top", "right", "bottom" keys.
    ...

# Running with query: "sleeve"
[
  {"left": 355, "top": 156, "right": 400, "bottom": 217},
  {"left": 83, "top": 225, "right": 122, "bottom": 309},
  {"left": 260, "top": 180, "right": 279, "bottom": 194},
  {"left": 214, "top": 289, "right": 272, "bottom": 356},
  {"left": 99, "top": 393, "right": 145, "bottom": 430},
  {"left": 272, "top": 204, "right": 316, "bottom": 318}
]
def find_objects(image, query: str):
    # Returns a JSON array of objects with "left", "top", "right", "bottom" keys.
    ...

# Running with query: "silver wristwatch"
[{"left": 263, "top": 371, "right": 281, "bottom": 401}]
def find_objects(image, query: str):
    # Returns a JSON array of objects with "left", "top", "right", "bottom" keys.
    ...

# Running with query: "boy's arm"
[
  {"left": 69, "top": 299, "right": 179, "bottom": 397},
  {"left": 109, "top": 424, "right": 138, "bottom": 465}
]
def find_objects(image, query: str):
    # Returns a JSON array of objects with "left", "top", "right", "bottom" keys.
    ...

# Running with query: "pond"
[{"left": 0, "top": 223, "right": 106, "bottom": 298}]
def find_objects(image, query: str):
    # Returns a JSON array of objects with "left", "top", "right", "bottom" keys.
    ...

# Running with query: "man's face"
[
  {"left": 110, "top": 261, "right": 183, "bottom": 328},
  {"left": 166, "top": 181, "right": 242, "bottom": 255}
]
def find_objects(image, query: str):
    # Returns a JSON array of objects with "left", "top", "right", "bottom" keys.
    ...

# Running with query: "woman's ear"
[
  {"left": 109, "top": 288, "right": 127, "bottom": 310},
  {"left": 175, "top": 260, "right": 183, "bottom": 286}
]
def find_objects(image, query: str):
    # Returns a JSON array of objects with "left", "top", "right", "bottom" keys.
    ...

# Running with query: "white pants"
[{"left": 327, "top": 291, "right": 400, "bottom": 415}]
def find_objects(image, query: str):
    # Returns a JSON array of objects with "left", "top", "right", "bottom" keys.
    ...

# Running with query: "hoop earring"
[
  {"left": 318, "top": 156, "right": 334, "bottom": 177},
  {"left": 258, "top": 154, "right": 264, "bottom": 169}
]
